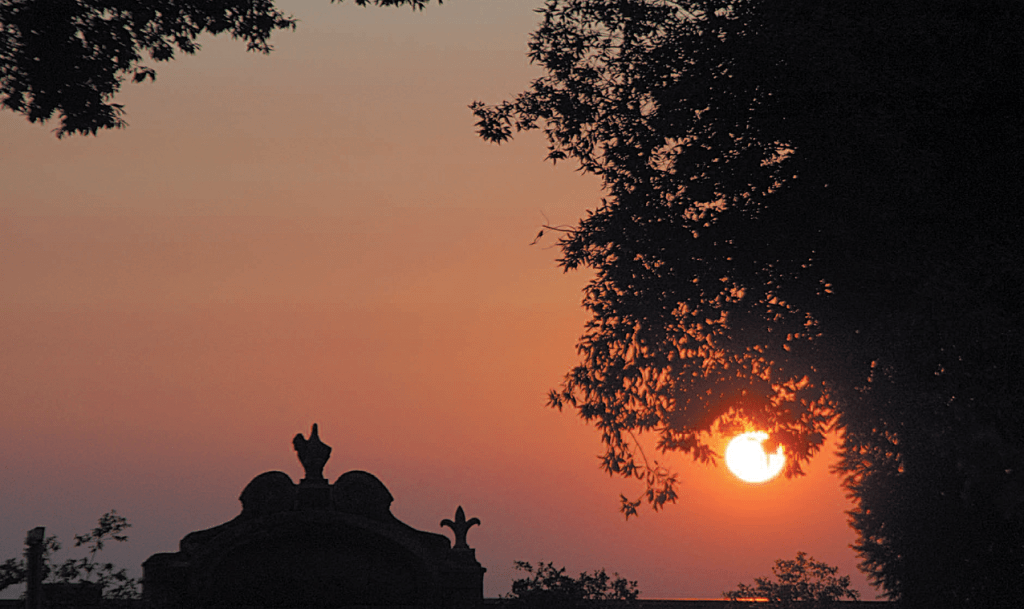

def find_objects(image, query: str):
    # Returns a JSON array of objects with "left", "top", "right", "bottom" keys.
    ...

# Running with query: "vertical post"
[{"left": 24, "top": 527, "right": 45, "bottom": 609}]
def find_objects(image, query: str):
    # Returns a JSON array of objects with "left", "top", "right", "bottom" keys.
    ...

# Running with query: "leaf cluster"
[
  {"left": 0, "top": 511, "right": 139, "bottom": 601},
  {"left": 348, "top": 0, "right": 439, "bottom": 8},
  {"left": 474, "top": 0, "right": 839, "bottom": 512},
  {"left": 0, "top": 558, "right": 25, "bottom": 593},
  {"left": 0, "top": 0, "right": 438, "bottom": 136},
  {"left": 723, "top": 552, "right": 859, "bottom": 609},
  {"left": 0, "top": 0, "right": 297, "bottom": 136},
  {"left": 503, "top": 561, "right": 638, "bottom": 609},
  {"left": 0, "top": 534, "right": 58, "bottom": 594}
]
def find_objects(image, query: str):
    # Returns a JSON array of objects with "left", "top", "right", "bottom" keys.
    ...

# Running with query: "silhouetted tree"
[
  {"left": 724, "top": 552, "right": 859, "bottom": 609},
  {"left": 0, "top": 511, "right": 139, "bottom": 602},
  {"left": 0, "top": 0, "right": 436, "bottom": 136},
  {"left": 473, "top": 0, "right": 1024, "bottom": 606},
  {"left": 503, "top": 561, "right": 638, "bottom": 609}
]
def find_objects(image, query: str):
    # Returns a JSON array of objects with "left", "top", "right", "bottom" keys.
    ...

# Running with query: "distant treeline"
[{"left": 0, "top": 600, "right": 894, "bottom": 608}]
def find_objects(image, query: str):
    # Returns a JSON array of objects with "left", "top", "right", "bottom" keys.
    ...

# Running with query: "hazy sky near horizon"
[{"left": 1, "top": 0, "right": 877, "bottom": 600}]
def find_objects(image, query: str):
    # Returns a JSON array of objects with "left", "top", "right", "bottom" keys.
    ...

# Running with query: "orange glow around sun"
[{"left": 725, "top": 431, "right": 786, "bottom": 483}]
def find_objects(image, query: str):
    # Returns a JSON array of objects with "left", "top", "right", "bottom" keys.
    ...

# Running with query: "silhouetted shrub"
[
  {"left": 503, "top": 561, "right": 638, "bottom": 609},
  {"left": 724, "top": 552, "right": 859, "bottom": 609}
]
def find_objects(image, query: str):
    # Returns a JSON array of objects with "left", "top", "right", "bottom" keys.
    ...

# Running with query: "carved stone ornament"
[
  {"left": 293, "top": 423, "right": 331, "bottom": 482},
  {"left": 441, "top": 506, "right": 480, "bottom": 550},
  {"left": 142, "top": 424, "right": 486, "bottom": 609}
]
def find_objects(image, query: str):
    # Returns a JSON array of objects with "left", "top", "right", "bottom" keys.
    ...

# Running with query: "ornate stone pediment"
[{"left": 143, "top": 425, "right": 484, "bottom": 609}]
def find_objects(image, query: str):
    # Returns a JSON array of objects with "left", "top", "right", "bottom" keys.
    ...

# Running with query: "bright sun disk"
[{"left": 725, "top": 431, "right": 786, "bottom": 483}]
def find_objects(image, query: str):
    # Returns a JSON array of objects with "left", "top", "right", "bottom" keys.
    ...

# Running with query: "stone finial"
[
  {"left": 25, "top": 527, "right": 46, "bottom": 609},
  {"left": 441, "top": 506, "right": 480, "bottom": 550},
  {"left": 293, "top": 424, "right": 331, "bottom": 483}
]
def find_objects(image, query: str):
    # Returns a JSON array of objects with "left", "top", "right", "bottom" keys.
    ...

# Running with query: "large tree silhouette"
[
  {"left": 474, "top": 0, "right": 1024, "bottom": 606},
  {"left": 0, "top": 0, "right": 434, "bottom": 136}
]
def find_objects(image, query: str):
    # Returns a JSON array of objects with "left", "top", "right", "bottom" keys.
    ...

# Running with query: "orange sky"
[{"left": 0, "top": 0, "right": 877, "bottom": 600}]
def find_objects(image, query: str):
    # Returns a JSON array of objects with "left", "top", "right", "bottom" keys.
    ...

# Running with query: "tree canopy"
[
  {"left": 503, "top": 561, "right": 638, "bottom": 609},
  {"left": 0, "top": 0, "right": 435, "bottom": 136},
  {"left": 474, "top": 0, "right": 1024, "bottom": 605},
  {"left": 723, "top": 552, "right": 860, "bottom": 609}
]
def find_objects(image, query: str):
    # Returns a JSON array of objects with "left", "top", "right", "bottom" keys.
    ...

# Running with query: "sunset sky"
[{"left": 1, "top": 0, "right": 876, "bottom": 600}]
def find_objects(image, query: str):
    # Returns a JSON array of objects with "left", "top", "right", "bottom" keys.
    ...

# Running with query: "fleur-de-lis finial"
[{"left": 440, "top": 506, "right": 480, "bottom": 550}]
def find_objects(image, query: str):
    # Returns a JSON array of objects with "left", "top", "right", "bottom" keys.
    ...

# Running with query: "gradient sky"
[{"left": 0, "top": 0, "right": 877, "bottom": 600}]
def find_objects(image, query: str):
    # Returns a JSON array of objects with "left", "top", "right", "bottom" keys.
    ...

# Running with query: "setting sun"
[{"left": 726, "top": 432, "right": 786, "bottom": 483}]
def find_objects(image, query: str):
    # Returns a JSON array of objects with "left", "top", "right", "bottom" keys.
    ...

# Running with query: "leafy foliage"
[
  {"left": 474, "top": 0, "right": 846, "bottom": 514},
  {"left": 349, "top": 0, "right": 437, "bottom": 7},
  {"left": 0, "top": 511, "right": 139, "bottom": 601},
  {"left": 0, "top": 534, "right": 57, "bottom": 594},
  {"left": 0, "top": 558, "right": 25, "bottom": 592},
  {"left": 503, "top": 561, "right": 638, "bottom": 609},
  {"left": 474, "top": 0, "right": 1024, "bottom": 605},
  {"left": 723, "top": 552, "right": 859, "bottom": 609},
  {"left": 51, "top": 510, "right": 138, "bottom": 600},
  {"left": 0, "top": 0, "right": 437, "bottom": 136}
]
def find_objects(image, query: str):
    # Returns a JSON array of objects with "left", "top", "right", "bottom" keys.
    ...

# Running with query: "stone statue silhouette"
[{"left": 293, "top": 423, "right": 331, "bottom": 483}]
